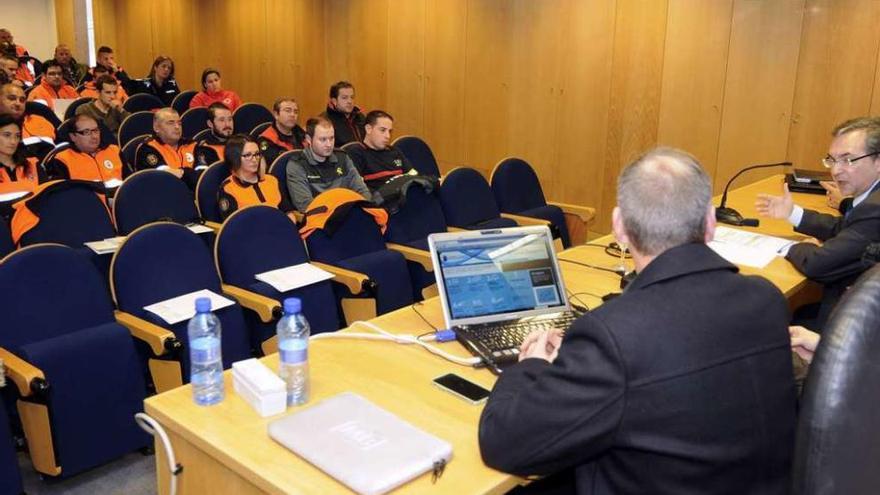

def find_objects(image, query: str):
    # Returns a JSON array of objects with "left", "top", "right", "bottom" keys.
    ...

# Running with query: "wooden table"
[{"left": 145, "top": 174, "right": 831, "bottom": 495}]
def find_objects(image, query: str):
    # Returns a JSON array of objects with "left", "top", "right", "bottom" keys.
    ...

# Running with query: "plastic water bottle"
[
  {"left": 188, "top": 297, "right": 225, "bottom": 406},
  {"left": 277, "top": 297, "right": 310, "bottom": 406}
]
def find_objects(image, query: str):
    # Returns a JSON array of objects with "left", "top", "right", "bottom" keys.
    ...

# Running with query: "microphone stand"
[{"left": 716, "top": 161, "right": 792, "bottom": 227}]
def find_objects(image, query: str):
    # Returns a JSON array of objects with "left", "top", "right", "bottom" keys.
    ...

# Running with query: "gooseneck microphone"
[{"left": 716, "top": 161, "right": 792, "bottom": 227}]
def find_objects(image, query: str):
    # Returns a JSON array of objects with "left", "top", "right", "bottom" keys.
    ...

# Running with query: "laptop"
[
  {"left": 428, "top": 226, "right": 578, "bottom": 374},
  {"left": 268, "top": 392, "right": 453, "bottom": 495}
]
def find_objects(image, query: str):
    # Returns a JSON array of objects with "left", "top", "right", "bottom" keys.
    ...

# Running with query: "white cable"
[
  {"left": 135, "top": 412, "right": 180, "bottom": 495},
  {"left": 310, "top": 322, "right": 482, "bottom": 367}
]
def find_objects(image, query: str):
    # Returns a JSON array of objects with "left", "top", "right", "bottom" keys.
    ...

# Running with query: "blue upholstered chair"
[
  {"left": 192, "top": 128, "right": 212, "bottom": 142},
  {"left": 25, "top": 101, "right": 61, "bottom": 128},
  {"left": 64, "top": 96, "right": 93, "bottom": 120},
  {"left": 113, "top": 170, "right": 201, "bottom": 235},
  {"left": 14, "top": 180, "right": 115, "bottom": 248},
  {"left": 117, "top": 111, "right": 154, "bottom": 148},
  {"left": 195, "top": 161, "right": 229, "bottom": 225},
  {"left": 0, "top": 244, "right": 149, "bottom": 478},
  {"left": 268, "top": 150, "right": 299, "bottom": 208},
  {"left": 111, "top": 223, "right": 252, "bottom": 388},
  {"left": 122, "top": 93, "right": 164, "bottom": 113},
  {"left": 215, "top": 206, "right": 340, "bottom": 353},
  {"left": 438, "top": 167, "right": 519, "bottom": 230},
  {"left": 232, "top": 103, "right": 273, "bottom": 136},
  {"left": 121, "top": 134, "right": 152, "bottom": 177},
  {"left": 249, "top": 122, "right": 272, "bottom": 139},
  {"left": 171, "top": 90, "right": 197, "bottom": 115},
  {"left": 490, "top": 158, "right": 596, "bottom": 248},
  {"left": 0, "top": 400, "right": 22, "bottom": 495},
  {"left": 181, "top": 107, "right": 209, "bottom": 140},
  {"left": 0, "top": 216, "right": 12, "bottom": 259},
  {"left": 392, "top": 135, "right": 441, "bottom": 177}
]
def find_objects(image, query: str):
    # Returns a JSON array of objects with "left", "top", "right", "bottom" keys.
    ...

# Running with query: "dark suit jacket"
[
  {"left": 479, "top": 243, "right": 796, "bottom": 495},
  {"left": 787, "top": 182, "right": 880, "bottom": 328}
]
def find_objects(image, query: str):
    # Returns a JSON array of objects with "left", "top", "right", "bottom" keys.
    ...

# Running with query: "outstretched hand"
[{"left": 755, "top": 182, "right": 794, "bottom": 219}]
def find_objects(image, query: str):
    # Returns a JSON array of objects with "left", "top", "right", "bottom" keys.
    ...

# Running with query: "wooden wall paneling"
[
  {"left": 291, "top": 0, "right": 328, "bottom": 118},
  {"left": 265, "top": 0, "right": 300, "bottom": 112},
  {"left": 713, "top": 0, "right": 805, "bottom": 193},
  {"left": 213, "top": 1, "right": 270, "bottom": 107},
  {"left": 788, "top": 0, "right": 880, "bottom": 171},
  {"left": 91, "top": 0, "right": 118, "bottom": 62},
  {"left": 871, "top": 37, "right": 880, "bottom": 115},
  {"left": 657, "top": 0, "right": 733, "bottom": 178},
  {"left": 54, "top": 0, "right": 76, "bottom": 57},
  {"left": 423, "top": 0, "right": 468, "bottom": 170},
  {"left": 112, "top": 0, "right": 154, "bottom": 79},
  {"left": 598, "top": 0, "right": 669, "bottom": 230},
  {"left": 462, "top": 0, "right": 513, "bottom": 177},
  {"left": 385, "top": 0, "right": 426, "bottom": 138},
  {"left": 553, "top": 0, "right": 616, "bottom": 219}
]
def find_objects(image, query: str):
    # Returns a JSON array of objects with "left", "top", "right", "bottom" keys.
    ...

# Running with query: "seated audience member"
[
  {"left": 27, "top": 60, "right": 78, "bottom": 110},
  {"left": 217, "top": 134, "right": 293, "bottom": 220},
  {"left": 0, "top": 83, "right": 55, "bottom": 160},
  {"left": 44, "top": 114, "right": 123, "bottom": 190},
  {"left": 135, "top": 108, "right": 200, "bottom": 188},
  {"left": 189, "top": 68, "right": 241, "bottom": 111},
  {"left": 0, "top": 115, "right": 42, "bottom": 219},
  {"left": 257, "top": 97, "right": 306, "bottom": 167},
  {"left": 479, "top": 147, "right": 797, "bottom": 494},
  {"left": 322, "top": 81, "right": 365, "bottom": 146},
  {"left": 127, "top": 55, "right": 180, "bottom": 106},
  {"left": 0, "top": 54, "right": 22, "bottom": 88},
  {"left": 0, "top": 29, "right": 28, "bottom": 58},
  {"left": 195, "top": 102, "right": 233, "bottom": 167},
  {"left": 346, "top": 110, "right": 417, "bottom": 201},
  {"left": 47, "top": 44, "right": 87, "bottom": 85},
  {"left": 83, "top": 46, "right": 131, "bottom": 88},
  {"left": 0, "top": 46, "right": 32, "bottom": 87},
  {"left": 284, "top": 116, "right": 370, "bottom": 212},
  {"left": 756, "top": 116, "right": 880, "bottom": 331},
  {"left": 75, "top": 75, "right": 130, "bottom": 134},
  {"left": 79, "top": 64, "right": 129, "bottom": 106}
]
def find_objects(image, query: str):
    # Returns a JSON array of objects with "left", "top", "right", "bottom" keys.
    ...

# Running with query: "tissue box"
[{"left": 232, "top": 358, "right": 287, "bottom": 417}]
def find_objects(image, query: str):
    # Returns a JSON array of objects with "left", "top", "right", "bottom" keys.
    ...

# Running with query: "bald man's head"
[
  {"left": 153, "top": 108, "right": 182, "bottom": 144},
  {"left": 54, "top": 44, "right": 72, "bottom": 65},
  {"left": 0, "top": 83, "right": 25, "bottom": 119}
]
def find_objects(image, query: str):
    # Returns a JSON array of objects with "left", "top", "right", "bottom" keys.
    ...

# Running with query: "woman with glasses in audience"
[
  {"left": 190, "top": 68, "right": 242, "bottom": 111},
  {"left": 0, "top": 115, "right": 43, "bottom": 220},
  {"left": 217, "top": 134, "right": 294, "bottom": 220},
  {"left": 127, "top": 55, "right": 181, "bottom": 106}
]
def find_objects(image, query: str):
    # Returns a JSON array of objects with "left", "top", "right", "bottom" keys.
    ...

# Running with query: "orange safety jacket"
[
  {"left": 49, "top": 145, "right": 124, "bottom": 182},
  {"left": 217, "top": 174, "right": 289, "bottom": 220},
  {"left": 0, "top": 157, "right": 39, "bottom": 195},
  {"left": 139, "top": 138, "right": 198, "bottom": 170},
  {"left": 299, "top": 188, "right": 387, "bottom": 240},
  {"left": 79, "top": 81, "right": 129, "bottom": 105},
  {"left": 22, "top": 114, "right": 56, "bottom": 141},
  {"left": 27, "top": 79, "right": 79, "bottom": 110},
  {"left": 10, "top": 180, "right": 110, "bottom": 245}
]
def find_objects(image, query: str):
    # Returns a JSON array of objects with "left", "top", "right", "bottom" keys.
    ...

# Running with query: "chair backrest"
[
  {"left": 39, "top": 142, "right": 71, "bottom": 170},
  {"left": 181, "top": 107, "right": 209, "bottom": 140},
  {"left": 393, "top": 135, "right": 441, "bottom": 177},
  {"left": 192, "top": 128, "right": 212, "bottom": 142},
  {"left": 490, "top": 157, "right": 548, "bottom": 213},
  {"left": 0, "top": 244, "right": 115, "bottom": 349},
  {"left": 438, "top": 167, "right": 502, "bottom": 228},
  {"left": 268, "top": 150, "right": 299, "bottom": 207},
  {"left": 385, "top": 182, "right": 447, "bottom": 247},
  {"left": 25, "top": 101, "right": 62, "bottom": 129},
  {"left": 249, "top": 121, "right": 272, "bottom": 138},
  {"left": 117, "top": 111, "right": 154, "bottom": 148},
  {"left": 122, "top": 93, "right": 164, "bottom": 113},
  {"left": 113, "top": 170, "right": 200, "bottom": 235},
  {"left": 120, "top": 134, "right": 152, "bottom": 177},
  {"left": 16, "top": 181, "right": 116, "bottom": 247},
  {"left": 792, "top": 265, "right": 880, "bottom": 495},
  {"left": 340, "top": 141, "right": 360, "bottom": 153},
  {"left": 195, "top": 161, "right": 229, "bottom": 223},
  {"left": 0, "top": 215, "right": 14, "bottom": 259},
  {"left": 232, "top": 103, "right": 273, "bottom": 135},
  {"left": 65, "top": 96, "right": 93, "bottom": 120},
  {"left": 305, "top": 207, "right": 388, "bottom": 264},
  {"left": 171, "top": 90, "right": 197, "bottom": 115}
]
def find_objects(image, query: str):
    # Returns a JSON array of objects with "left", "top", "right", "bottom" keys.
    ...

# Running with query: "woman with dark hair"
[
  {"left": 0, "top": 114, "right": 43, "bottom": 220},
  {"left": 127, "top": 55, "right": 181, "bottom": 106},
  {"left": 189, "top": 68, "right": 242, "bottom": 111},
  {"left": 217, "top": 134, "right": 293, "bottom": 220}
]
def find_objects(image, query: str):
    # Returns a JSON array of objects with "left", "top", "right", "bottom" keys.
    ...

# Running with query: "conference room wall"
[{"left": 87, "top": 0, "right": 880, "bottom": 230}]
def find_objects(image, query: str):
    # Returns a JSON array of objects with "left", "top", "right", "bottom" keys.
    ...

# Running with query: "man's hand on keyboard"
[{"left": 519, "top": 328, "right": 564, "bottom": 363}]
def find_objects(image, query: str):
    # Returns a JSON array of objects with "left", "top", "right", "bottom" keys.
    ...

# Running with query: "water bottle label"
[
  {"left": 279, "top": 339, "right": 308, "bottom": 364},
  {"left": 191, "top": 337, "right": 221, "bottom": 364}
]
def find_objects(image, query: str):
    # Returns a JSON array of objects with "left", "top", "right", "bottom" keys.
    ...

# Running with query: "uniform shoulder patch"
[
  {"left": 260, "top": 141, "right": 269, "bottom": 151},
  {"left": 336, "top": 166, "right": 344, "bottom": 176},
  {"left": 146, "top": 153, "right": 159, "bottom": 166}
]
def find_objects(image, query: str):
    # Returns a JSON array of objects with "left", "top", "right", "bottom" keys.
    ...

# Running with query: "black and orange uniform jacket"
[
  {"left": 257, "top": 123, "right": 306, "bottom": 169},
  {"left": 135, "top": 136, "right": 202, "bottom": 189},
  {"left": 195, "top": 132, "right": 227, "bottom": 168},
  {"left": 44, "top": 143, "right": 124, "bottom": 189},
  {"left": 345, "top": 143, "right": 416, "bottom": 191},
  {"left": 9, "top": 180, "right": 109, "bottom": 245},
  {"left": 21, "top": 113, "right": 56, "bottom": 161},
  {"left": 322, "top": 104, "right": 365, "bottom": 146},
  {"left": 299, "top": 188, "right": 387, "bottom": 240},
  {"left": 217, "top": 174, "right": 293, "bottom": 220},
  {"left": 0, "top": 157, "right": 43, "bottom": 221}
]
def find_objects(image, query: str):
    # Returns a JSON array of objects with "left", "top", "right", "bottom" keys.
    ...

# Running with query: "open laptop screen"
[{"left": 433, "top": 230, "right": 566, "bottom": 321}]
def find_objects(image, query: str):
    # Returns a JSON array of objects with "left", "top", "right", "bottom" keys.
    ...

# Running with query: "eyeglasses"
[
  {"left": 822, "top": 151, "right": 880, "bottom": 168},
  {"left": 241, "top": 152, "right": 262, "bottom": 160},
  {"left": 45, "top": 71, "right": 63, "bottom": 77},
  {"left": 72, "top": 128, "right": 100, "bottom": 136}
]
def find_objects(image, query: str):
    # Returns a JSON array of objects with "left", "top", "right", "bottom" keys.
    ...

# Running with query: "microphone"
[{"left": 716, "top": 161, "right": 792, "bottom": 227}]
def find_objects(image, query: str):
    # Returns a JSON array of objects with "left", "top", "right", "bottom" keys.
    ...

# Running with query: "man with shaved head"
[
  {"left": 135, "top": 108, "right": 201, "bottom": 188},
  {"left": 479, "top": 147, "right": 796, "bottom": 494},
  {"left": 47, "top": 44, "right": 87, "bottom": 85}
]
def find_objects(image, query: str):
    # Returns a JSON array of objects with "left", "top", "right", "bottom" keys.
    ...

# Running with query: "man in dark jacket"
[
  {"left": 479, "top": 147, "right": 797, "bottom": 495},
  {"left": 321, "top": 81, "right": 365, "bottom": 146}
]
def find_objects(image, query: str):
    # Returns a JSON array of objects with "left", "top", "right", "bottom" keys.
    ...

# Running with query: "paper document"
[
  {"left": 143, "top": 288, "right": 235, "bottom": 325},
  {"left": 84, "top": 235, "right": 126, "bottom": 254},
  {"left": 708, "top": 226, "right": 796, "bottom": 268},
  {"left": 255, "top": 263, "right": 334, "bottom": 292},
  {"left": 187, "top": 223, "right": 213, "bottom": 234}
]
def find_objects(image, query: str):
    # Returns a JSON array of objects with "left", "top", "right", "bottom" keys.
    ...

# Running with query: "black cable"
[
  {"left": 575, "top": 242, "right": 632, "bottom": 259},
  {"left": 558, "top": 257, "right": 624, "bottom": 276},
  {"left": 411, "top": 302, "right": 439, "bottom": 331},
  {"left": 568, "top": 290, "right": 605, "bottom": 302}
]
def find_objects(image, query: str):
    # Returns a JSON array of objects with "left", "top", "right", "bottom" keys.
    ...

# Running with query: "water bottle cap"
[
  {"left": 283, "top": 297, "right": 301, "bottom": 314},
  {"left": 195, "top": 297, "right": 211, "bottom": 313}
]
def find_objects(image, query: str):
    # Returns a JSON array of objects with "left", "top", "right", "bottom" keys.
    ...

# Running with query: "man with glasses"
[
  {"left": 756, "top": 116, "right": 880, "bottom": 330},
  {"left": 26, "top": 60, "right": 78, "bottom": 111},
  {"left": 75, "top": 75, "right": 130, "bottom": 134},
  {"left": 44, "top": 114, "right": 123, "bottom": 191}
]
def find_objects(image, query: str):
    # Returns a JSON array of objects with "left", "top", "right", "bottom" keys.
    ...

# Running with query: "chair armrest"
[
  {"left": 114, "top": 310, "right": 180, "bottom": 357},
  {"left": 0, "top": 347, "right": 45, "bottom": 397},
  {"left": 549, "top": 201, "right": 596, "bottom": 224},
  {"left": 386, "top": 243, "right": 434, "bottom": 272},
  {"left": 311, "top": 262, "right": 371, "bottom": 294},
  {"left": 500, "top": 213, "right": 551, "bottom": 227},
  {"left": 447, "top": 226, "right": 467, "bottom": 232},
  {"left": 222, "top": 284, "right": 281, "bottom": 323},
  {"left": 204, "top": 221, "right": 223, "bottom": 231}
]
